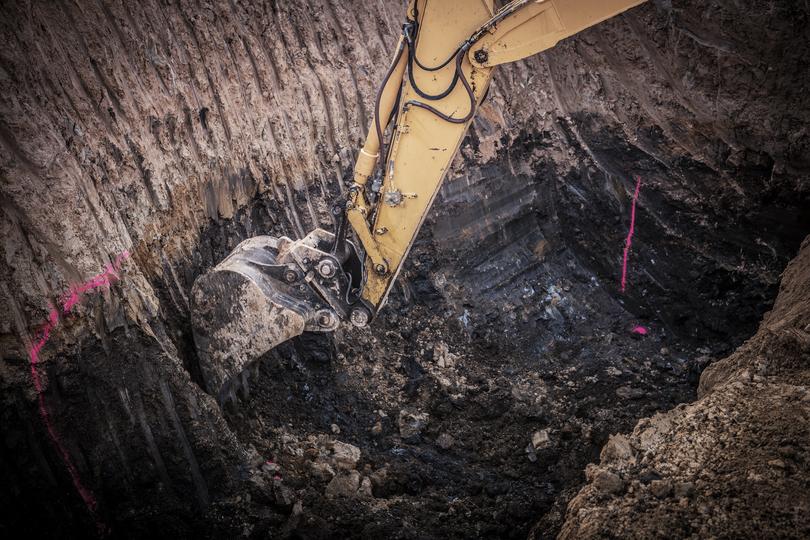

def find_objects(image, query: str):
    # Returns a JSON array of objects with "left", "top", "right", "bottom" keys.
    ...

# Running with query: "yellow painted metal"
[
  {"left": 469, "top": 0, "right": 646, "bottom": 68},
  {"left": 346, "top": 20, "right": 412, "bottom": 275},
  {"left": 347, "top": 204, "right": 387, "bottom": 272},
  {"left": 352, "top": 34, "right": 409, "bottom": 186},
  {"left": 360, "top": 0, "right": 497, "bottom": 308},
  {"left": 354, "top": 0, "right": 646, "bottom": 310}
]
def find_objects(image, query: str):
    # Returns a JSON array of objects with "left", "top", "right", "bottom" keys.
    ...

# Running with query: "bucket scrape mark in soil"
[{"left": 28, "top": 250, "right": 130, "bottom": 535}]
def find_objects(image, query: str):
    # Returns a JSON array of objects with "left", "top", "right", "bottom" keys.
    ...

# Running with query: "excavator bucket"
[{"left": 190, "top": 229, "right": 366, "bottom": 405}]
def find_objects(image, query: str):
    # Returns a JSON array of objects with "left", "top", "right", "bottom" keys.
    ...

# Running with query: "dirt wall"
[{"left": 0, "top": 0, "right": 807, "bottom": 537}]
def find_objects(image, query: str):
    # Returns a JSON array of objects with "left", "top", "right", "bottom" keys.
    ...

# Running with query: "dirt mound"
[{"left": 556, "top": 236, "right": 810, "bottom": 539}]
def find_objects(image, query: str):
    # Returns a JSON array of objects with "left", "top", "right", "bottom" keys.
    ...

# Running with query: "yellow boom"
[
  {"left": 191, "top": 0, "right": 646, "bottom": 403},
  {"left": 351, "top": 0, "right": 646, "bottom": 310}
]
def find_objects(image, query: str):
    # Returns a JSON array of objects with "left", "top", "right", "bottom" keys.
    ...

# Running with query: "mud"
[
  {"left": 557, "top": 235, "right": 810, "bottom": 539},
  {"left": 214, "top": 266, "right": 704, "bottom": 538},
  {"left": 1, "top": 0, "right": 809, "bottom": 538}
]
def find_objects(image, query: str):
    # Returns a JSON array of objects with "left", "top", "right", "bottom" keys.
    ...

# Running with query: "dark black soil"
[{"left": 205, "top": 213, "right": 709, "bottom": 539}]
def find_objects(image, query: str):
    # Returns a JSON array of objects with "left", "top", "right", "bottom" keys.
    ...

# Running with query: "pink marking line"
[
  {"left": 631, "top": 325, "right": 648, "bottom": 336},
  {"left": 28, "top": 250, "right": 129, "bottom": 534},
  {"left": 620, "top": 176, "right": 642, "bottom": 293}
]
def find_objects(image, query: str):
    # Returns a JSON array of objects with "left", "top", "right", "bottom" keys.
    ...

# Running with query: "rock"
[
  {"left": 591, "top": 469, "right": 625, "bottom": 495},
  {"left": 511, "top": 378, "right": 549, "bottom": 417},
  {"left": 650, "top": 479, "right": 673, "bottom": 499},
  {"left": 434, "top": 341, "right": 458, "bottom": 368},
  {"left": 778, "top": 445, "right": 797, "bottom": 459},
  {"left": 371, "top": 420, "right": 383, "bottom": 436},
  {"left": 436, "top": 433, "right": 454, "bottom": 450},
  {"left": 331, "top": 441, "right": 361, "bottom": 470},
  {"left": 638, "top": 469, "right": 662, "bottom": 484},
  {"left": 273, "top": 483, "right": 295, "bottom": 508},
  {"left": 526, "top": 443, "right": 538, "bottom": 463},
  {"left": 511, "top": 379, "right": 548, "bottom": 402},
  {"left": 369, "top": 467, "right": 388, "bottom": 492},
  {"left": 310, "top": 461, "right": 336, "bottom": 481},
  {"left": 398, "top": 409, "right": 429, "bottom": 439},
  {"left": 532, "top": 429, "right": 552, "bottom": 450},
  {"left": 636, "top": 414, "right": 674, "bottom": 451},
  {"left": 282, "top": 499, "right": 304, "bottom": 532},
  {"left": 325, "top": 470, "right": 361, "bottom": 499},
  {"left": 291, "top": 500, "right": 303, "bottom": 517},
  {"left": 616, "top": 386, "right": 645, "bottom": 400},
  {"left": 331, "top": 423, "right": 341, "bottom": 434},
  {"left": 600, "top": 434, "right": 636, "bottom": 465},
  {"left": 605, "top": 366, "right": 623, "bottom": 377},
  {"left": 358, "top": 476, "right": 373, "bottom": 499},
  {"left": 674, "top": 482, "right": 695, "bottom": 498},
  {"left": 561, "top": 422, "right": 579, "bottom": 439}
]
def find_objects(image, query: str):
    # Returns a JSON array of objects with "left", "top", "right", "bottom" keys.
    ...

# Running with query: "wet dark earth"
[
  {"left": 205, "top": 237, "right": 712, "bottom": 539},
  {"left": 181, "top": 129, "right": 790, "bottom": 538},
  {"left": 2, "top": 1, "right": 808, "bottom": 538}
]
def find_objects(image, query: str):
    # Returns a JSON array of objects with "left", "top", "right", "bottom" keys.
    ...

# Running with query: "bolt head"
[
  {"left": 374, "top": 263, "right": 387, "bottom": 275},
  {"left": 317, "top": 310, "right": 336, "bottom": 328},
  {"left": 474, "top": 49, "right": 489, "bottom": 64},
  {"left": 284, "top": 269, "right": 298, "bottom": 283},
  {"left": 384, "top": 190, "right": 403, "bottom": 207},
  {"left": 317, "top": 259, "right": 337, "bottom": 278},
  {"left": 350, "top": 307, "right": 370, "bottom": 328}
]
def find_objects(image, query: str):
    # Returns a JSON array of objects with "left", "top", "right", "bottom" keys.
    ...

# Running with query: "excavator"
[{"left": 190, "top": 0, "right": 645, "bottom": 404}]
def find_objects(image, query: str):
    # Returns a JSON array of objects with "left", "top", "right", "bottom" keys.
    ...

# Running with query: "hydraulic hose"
[
  {"left": 374, "top": 38, "right": 407, "bottom": 149},
  {"left": 404, "top": 22, "right": 461, "bottom": 101},
  {"left": 404, "top": 44, "right": 477, "bottom": 124}
]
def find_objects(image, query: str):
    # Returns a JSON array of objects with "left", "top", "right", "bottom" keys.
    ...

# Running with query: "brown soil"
[{"left": 0, "top": 1, "right": 808, "bottom": 538}]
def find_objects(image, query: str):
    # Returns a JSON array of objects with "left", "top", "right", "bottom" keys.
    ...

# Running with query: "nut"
[
  {"left": 317, "top": 310, "right": 336, "bottom": 328},
  {"left": 317, "top": 259, "right": 338, "bottom": 278},
  {"left": 283, "top": 269, "right": 298, "bottom": 283},
  {"left": 473, "top": 49, "right": 489, "bottom": 64},
  {"left": 350, "top": 307, "right": 370, "bottom": 328}
]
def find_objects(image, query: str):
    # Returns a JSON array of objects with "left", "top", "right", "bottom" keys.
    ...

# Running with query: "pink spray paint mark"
[
  {"left": 631, "top": 325, "right": 648, "bottom": 336},
  {"left": 620, "top": 176, "right": 642, "bottom": 293},
  {"left": 28, "top": 250, "right": 130, "bottom": 534}
]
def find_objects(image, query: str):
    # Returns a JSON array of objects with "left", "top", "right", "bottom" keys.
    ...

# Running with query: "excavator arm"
[
  {"left": 350, "top": 0, "right": 646, "bottom": 312},
  {"left": 191, "top": 0, "right": 645, "bottom": 403}
]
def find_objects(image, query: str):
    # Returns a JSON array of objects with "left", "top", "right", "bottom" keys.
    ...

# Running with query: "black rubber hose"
[
  {"left": 374, "top": 38, "right": 407, "bottom": 149},
  {"left": 406, "top": 20, "right": 462, "bottom": 73},
  {"left": 413, "top": 46, "right": 461, "bottom": 72},
  {"left": 405, "top": 29, "right": 461, "bottom": 101},
  {"left": 404, "top": 45, "right": 477, "bottom": 124},
  {"left": 374, "top": 83, "right": 403, "bottom": 185}
]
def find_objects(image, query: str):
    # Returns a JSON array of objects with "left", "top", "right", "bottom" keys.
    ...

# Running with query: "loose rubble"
[{"left": 557, "top": 238, "right": 810, "bottom": 539}]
